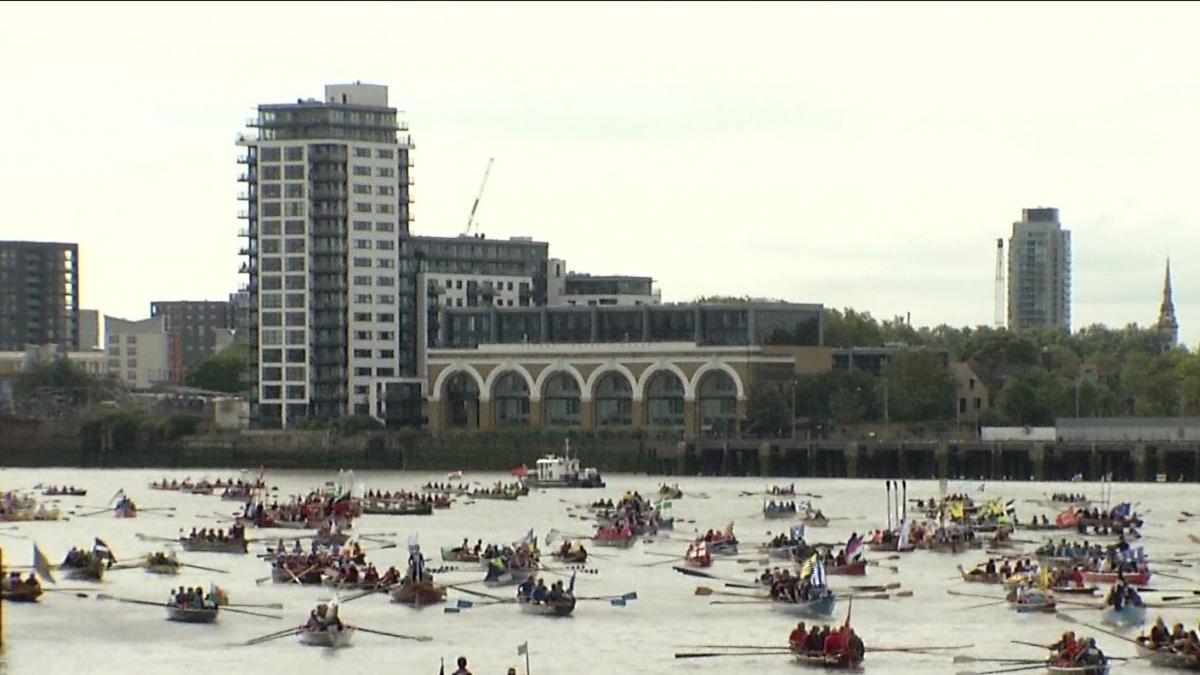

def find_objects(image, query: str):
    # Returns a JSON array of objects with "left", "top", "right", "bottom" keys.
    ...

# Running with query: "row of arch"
[{"left": 434, "top": 361, "right": 743, "bottom": 435}]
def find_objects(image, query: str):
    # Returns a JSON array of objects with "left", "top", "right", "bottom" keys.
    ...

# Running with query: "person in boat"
[
  {"left": 517, "top": 577, "right": 535, "bottom": 601},
  {"left": 531, "top": 578, "right": 549, "bottom": 604},
  {"left": 788, "top": 622, "right": 808, "bottom": 651},
  {"left": 804, "top": 625, "right": 824, "bottom": 652},
  {"left": 547, "top": 580, "right": 565, "bottom": 602},
  {"left": 451, "top": 656, "right": 473, "bottom": 675}
]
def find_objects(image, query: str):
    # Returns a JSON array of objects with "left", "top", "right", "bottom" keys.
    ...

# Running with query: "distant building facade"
[
  {"left": 79, "top": 309, "right": 100, "bottom": 351},
  {"left": 105, "top": 315, "right": 180, "bottom": 389},
  {"left": 0, "top": 241, "right": 80, "bottom": 351},
  {"left": 1007, "top": 207, "right": 1071, "bottom": 331},
  {"left": 547, "top": 258, "right": 660, "bottom": 307},
  {"left": 150, "top": 300, "right": 234, "bottom": 369}
]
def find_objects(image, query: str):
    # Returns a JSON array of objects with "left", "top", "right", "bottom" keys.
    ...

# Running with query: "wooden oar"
[
  {"left": 450, "top": 586, "right": 509, "bottom": 602},
  {"left": 871, "top": 644, "right": 973, "bottom": 652},
  {"left": 226, "top": 601, "right": 285, "bottom": 610},
  {"left": 674, "top": 644, "right": 788, "bottom": 650},
  {"left": 710, "top": 599, "right": 772, "bottom": 605},
  {"left": 577, "top": 591, "right": 638, "bottom": 602},
  {"left": 1053, "top": 612, "right": 1147, "bottom": 649},
  {"left": 675, "top": 651, "right": 788, "bottom": 659},
  {"left": 180, "top": 562, "right": 229, "bottom": 574},
  {"left": 947, "top": 589, "right": 1005, "bottom": 602},
  {"left": 244, "top": 626, "right": 303, "bottom": 646},
  {"left": 964, "top": 600, "right": 1007, "bottom": 610},
  {"left": 219, "top": 606, "right": 283, "bottom": 620},
  {"left": 955, "top": 663, "right": 1048, "bottom": 675},
  {"left": 1009, "top": 640, "right": 1050, "bottom": 649},
  {"left": 354, "top": 626, "right": 432, "bottom": 642},
  {"left": 695, "top": 585, "right": 766, "bottom": 599},
  {"left": 953, "top": 656, "right": 1045, "bottom": 665}
]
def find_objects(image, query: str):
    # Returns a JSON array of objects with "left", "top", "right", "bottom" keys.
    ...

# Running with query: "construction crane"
[{"left": 463, "top": 157, "right": 494, "bottom": 237}]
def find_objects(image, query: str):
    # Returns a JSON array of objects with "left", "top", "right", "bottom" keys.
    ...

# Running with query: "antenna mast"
[{"left": 994, "top": 238, "right": 1005, "bottom": 328}]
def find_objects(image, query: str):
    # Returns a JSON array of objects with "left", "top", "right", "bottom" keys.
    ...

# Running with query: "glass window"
[
  {"left": 284, "top": 147, "right": 303, "bottom": 161},
  {"left": 261, "top": 202, "right": 281, "bottom": 217},
  {"left": 285, "top": 312, "right": 306, "bottom": 326},
  {"left": 354, "top": 349, "right": 372, "bottom": 358},
  {"left": 284, "top": 220, "right": 305, "bottom": 235},
  {"left": 286, "top": 366, "right": 305, "bottom": 380},
  {"left": 261, "top": 147, "right": 281, "bottom": 162},
  {"left": 286, "top": 330, "right": 305, "bottom": 345},
  {"left": 285, "top": 349, "right": 305, "bottom": 363},
  {"left": 284, "top": 202, "right": 304, "bottom": 217},
  {"left": 284, "top": 183, "right": 304, "bottom": 198},
  {"left": 285, "top": 275, "right": 305, "bottom": 290},
  {"left": 284, "top": 238, "right": 305, "bottom": 253},
  {"left": 354, "top": 312, "right": 372, "bottom": 322},
  {"left": 286, "top": 385, "right": 306, "bottom": 399},
  {"left": 353, "top": 165, "right": 372, "bottom": 176},
  {"left": 285, "top": 293, "right": 305, "bottom": 308},
  {"left": 375, "top": 222, "right": 394, "bottom": 232},
  {"left": 376, "top": 240, "right": 394, "bottom": 250},
  {"left": 261, "top": 293, "right": 282, "bottom": 308},
  {"left": 376, "top": 203, "right": 393, "bottom": 214},
  {"left": 261, "top": 258, "right": 282, "bottom": 272},
  {"left": 354, "top": 257, "right": 371, "bottom": 267},
  {"left": 353, "top": 275, "right": 372, "bottom": 285},
  {"left": 353, "top": 184, "right": 371, "bottom": 194},
  {"left": 261, "top": 184, "right": 281, "bottom": 199},
  {"left": 284, "top": 165, "right": 304, "bottom": 179},
  {"left": 285, "top": 257, "right": 305, "bottom": 272},
  {"left": 261, "top": 276, "right": 282, "bottom": 290},
  {"left": 377, "top": 167, "right": 393, "bottom": 177},
  {"left": 262, "top": 349, "right": 282, "bottom": 363},
  {"left": 261, "top": 312, "right": 282, "bottom": 326},
  {"left": 353, "top": 220, "right": 371, "bottom": 231},
  {"left": 375, "top": 148, "right": 394, "bottom": 159},
  {"left": 262, "top": 367, "right": 282, "bottom": 381},
  {"left": 354, "top": 147, "right": 371, "bottom": 158},
  {"left": 261, "top": 165, "right": 281, "bottom": 180}
]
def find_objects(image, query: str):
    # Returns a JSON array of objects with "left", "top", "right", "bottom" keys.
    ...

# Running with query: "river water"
[{"left": 0, "top": 468, "right": 1196, "bottom": 674}]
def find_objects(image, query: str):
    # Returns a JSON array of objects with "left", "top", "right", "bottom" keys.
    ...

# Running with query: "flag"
[
  {"left": 811, "top": 559, "right": 827, "bottom": 588},
  {"left": 567, "top": 571, "right": 577, "bottom": 594},
  {"left": 517, "top": 641, "right": 528, "bottom": 656},
  {"left": 32, "top": 544, "right": 56, "bottom": 584},
  {"left": 518, "top": 528, "right": 536, "bottom": 547},
  {"left": 799, "top": 553, "right": 817, "bottom": 580},
  {"left": 789, "top": 524, "right": 806, "bottom": 543},
  {"left": 845, "top": 534, "right": 864, "bottom": 563},
  {"left": 897, "top": 519, "right": 911, "bottom": 550}
]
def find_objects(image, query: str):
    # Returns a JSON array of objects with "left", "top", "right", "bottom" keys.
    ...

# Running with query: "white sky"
[{"left": 2, "top": 1, "right": 1196, "bottom": 346}]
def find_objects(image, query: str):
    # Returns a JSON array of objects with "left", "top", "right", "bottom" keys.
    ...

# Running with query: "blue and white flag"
[
  {"left": 810, "top": 559, "right": 827, "bottom": 588},
  {"left": 789, "top": 524, "right": 806, "bottom": 542},
  {"left": 567, "top": 571, "right": 577, "bottom": 594}
]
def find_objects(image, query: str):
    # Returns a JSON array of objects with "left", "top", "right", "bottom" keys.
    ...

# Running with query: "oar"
[
  {"left": 710, "top": 599, "right": 772, "bottom": 605},
  {"left": 964, "top": 600, "right": 1007, "bottom": 610},
  {"left": 1009, "top": 640, "right": 1050, "bottom": 649},
  {"left": 577, "top": 591, "right": 638, "bottom": 602},
  {"left": 220, "top": 606, "right": 283, "bottom": 620},
  {"left": 674, "top": 644, "right": 789, "bottom": 650},
  {"left": 353, "top": 626, "right": 433, "bottom": 642},
  {"left": 244, "top": 627, "right": 303, "bottom": 646},
  {"left": 947, "top": 589, "right": 1005, "bottom": 602},
  {"left": 450, "top": 586, "right": 508, "bottom": 602},
  {"left": 226, "top": 601, "right": 285, "bottom": 610},
  {"left": 675, "top": 652, "right": 789, "bottom": 659},
  {"left": 872, "top": 644, "right": 974, "bottom": 652},
  {"left": 954, "top": 664, "right": 1048, "bottom": 675},
  {"left": 180, "top": 562, "right": 229, "bottom": 574},
  {"left": 953, "top": 656, "right": 1045, "bottom": 665},
  {"left": 695, "top": 585, "right": 766, "bottom": 599},
  {"left": 1054, "top": 612, "right": 1146, "bottom": 648}
]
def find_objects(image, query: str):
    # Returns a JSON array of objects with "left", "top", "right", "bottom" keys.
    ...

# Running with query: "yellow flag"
[
  {"left": 1039, "top": 565, "right": 1049, "bottom": 590},
  {"left": 799, "top": 553, "right": 817, "bottom": 580},
  {"left": 949, "top": 503, "right": 964, "bottom": 520}
]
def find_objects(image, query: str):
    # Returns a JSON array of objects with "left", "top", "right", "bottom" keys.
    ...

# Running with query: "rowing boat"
[
  {"left": 764, "top": 508, "right": 798, "bottom": 520},
  {"left": 792, "top": 650, "right": 863, "bottom": 671},
  {"left": 362, "top": 500, "right": 433, "bottom": 516},
  {"left": 518, "top": 595, "right": 576, "bottom": 617},
  {"left": 389, "top": 580, "right": 446, "bottom": 606},
  {"left": 298, "top": 626, "right": 356, "bottom": 648},
  {"left": 1100, "top": 603, "right": 1146, "bottom": 628},
  {"left": 1011, "top": 597, "right": 1056, "bottom": 613},
  {"left": 441, "top": 545, "right": 482, "bottom": 564},
  {"left": 770, "top": 593, "right": 837, "bottom": 619},
  {"left": 41, "top": 488, "right": 87, "bottom": 497},
  {"left": 179, "top": 537, "right": 248, "bottom": 554},
  {"left": 115, "top": 504, "right": 137, "bottom": 518},
  {"left": 958, "top": 564, "right": 1004, "bottom": 584},
  {"left": 592, "top": 534, "right": 636, "bottom": 549},
  {"left": 551, "top": 548, "right": 588, "bottom": 564},
  {"left": 826, "top": 560, "right": 867, "bottom": 576},
  {"left": 1046, "top": 664, "right": 1109, "bottom": 675},
  {"left": 0, "top": 584, "right": 43, "bottom": 602},
  {"left": 62, "top": 557, "right": 106, "bottom": 581},
  {"left": 166, "top": 605, "right": 219, "bottom": 623},
  {"left": 1080, "top": 571, "right": 1150, "bottom": 586},
  {"left": 272, "top": 564, "right": 325, "bottom": 584},
  {"left": 1135, "top": 644, "right": 1200, "bottom": 671}
]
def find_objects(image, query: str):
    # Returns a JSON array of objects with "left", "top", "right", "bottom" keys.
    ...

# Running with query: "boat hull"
[
  {"left": 1100, "top": 604, "right": 1146, "bottom": 628},
  {"left": 1081, "top": 571, "right": 1150, "bottom": 586},
  {"left": 441, "top": 546, "right": 482, "bottom": 563},
  {"left": 792, "top": 651, "right": 863, "bottom": 671},
  {"left": 1, "top": 585, "right": 43, "bottom": 602},
  {"left": 166, "top": 606, "right": 219, "bottom": 623},
  {"left": 518, "top": 597, "right": 576, "bottom": 616},
  {"left": 179, "top": 538, "right": 248, "bottom": 554},
  {"left": 298, "top": 627, "right": 355, "bottom": 648},
  {"left": 827, "top": 560, "right": 867, "bottom": 576},
  {"left": 770, "top": 594, "right": 837, "bottom": 619},
  {"left": 389, "top": 581, "right": 447, "bottom": 606}
]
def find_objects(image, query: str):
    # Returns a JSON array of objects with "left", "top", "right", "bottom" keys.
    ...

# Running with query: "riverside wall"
[{"left": 3, "top": 419, "right": 1199, "bottom": 481}]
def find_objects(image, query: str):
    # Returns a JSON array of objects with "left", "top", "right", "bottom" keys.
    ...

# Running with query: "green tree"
[
  {"left": 184, "top": 344, "right": 250, "bottom": 393},
  {"left": 13, "top": 358, "right": 122, "bottom": 416},
  {"left": 879, "top": 350, "right": 955, "bottom": 422},
  {"left": 997, "top": 367, "right": 1071, "bottom": 426},
  {"left": 742, "top": 383, "right": 792, "bottom": 437},
  {"left": 823, "top": 308, "right": 884, "bottom": 348}
]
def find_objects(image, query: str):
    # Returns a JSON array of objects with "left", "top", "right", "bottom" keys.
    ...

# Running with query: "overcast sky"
[{"left": 2, "top": 2, "right": 1195, "bottom": 347}]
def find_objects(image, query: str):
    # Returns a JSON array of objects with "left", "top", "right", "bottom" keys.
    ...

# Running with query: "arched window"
[
  {"left": 444, "top": 371, "right": 480, "bottom": 429},
  {"left": 594, "top": 372, "right": 633, "bottom": 426},
  {"left": 543, "top": 373, "right": 581, "bottom": 426},
  {"left": 698, "top": 370, "right": 739, "bottom": 438},
  {"left": 646, "top": 370, "right": 685, "bottom": 431},
  {"left": 493, "top": 371, "right": 530, "bottom": 427}
]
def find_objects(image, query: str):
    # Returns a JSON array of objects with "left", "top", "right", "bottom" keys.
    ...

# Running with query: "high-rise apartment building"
[
  {"left": 150, "top": 300, "right": 234, "bottom": 370},
  {"left": 0, "top": 241, "right": 80, "bottom": 351},
  {"left": 1007, "top": 207, "right": 1071, "bottom": 332},
  {"left": 238, "top": 83, "right": 413, "bottom": 428}
]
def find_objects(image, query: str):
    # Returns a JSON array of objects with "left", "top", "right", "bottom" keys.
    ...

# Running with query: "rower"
[
  {"left": 451, "top": 656, "right": 473, "bottom": 675},
  {"left": 788, "top": 622, "right": 807, "bottom": 651}
]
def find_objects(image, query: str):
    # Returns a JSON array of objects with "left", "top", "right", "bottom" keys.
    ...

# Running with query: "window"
[
  {"left": 376, "top": 185, "right": 394, "bottom": 196},
  {"left": 261, "top": 276, "right": 282, "bottom": 290},
  {"left": 285, "top": 312, "right": 306, "bottom": 326},
  {"left": 353, "top": 165, "right": 371, "bottom": 176},
  {"left": 261, "top": 329, "right": 282, "bottom": 345},
  {"left": 260, "top": 220, "right": 281, "bottom": 236},
  {"left": 377, "top": 166, "right": 393, "bottom": 177},
  {"left": 284, "top": 165, "right": 304, "bottom": 179},
  {"left": 353, "top": 349, "right": 372, "bottom": 358},
  {"left": 375, "top": 222, "right": 394, "bottom": 232},
  {"left": 286, "top": 366, "right": 305, "bottom": 380},
  {"left": 354, "top": 312, "right": 372, "bottom": 322},
  {"left": 286, "top": 385, "right": 306, "bottom": 399},
  {"left": 262, "top": 385, "right": 281, "bottom": 399},
  {"left": 126, "top": 346, "right": 136, "bottom": 355},
  {"left": 376, "top": 367, "right": 394, "bottom": 376},
  {"left": 285, "top": 275, "right": 306, "bottom": 290},
  {"left": 286, "top": 330, "right": 305, "bottom": 345},
  {"left": 261, "top": 258, "right": 282, "bottom": 272},
  {"left": 354, "top": 331, "right": 370, "bottom": 340},
  {"left": 354, "top": 239, "right": 371, "bottom": 250},
  {"left": 379, "top": 349, "right": 394, "bottom": 358},
  {"left": 284, "top": 183, "right": 304, "bottom": 198},
  {"left": 354, "top": 202, "right": 372, "bottom": 213},
  {"left": 377, "top": 331, "right": 393, "bottom": 340},
  {"left": 284, "top": 202, "right": 305, "bottom": 217},
  {"left": 354, "top": 367, "right": 372, "bottom": 376},
  {"left": 284, "top": 147, "right": 303, "bottom": 161},
  {"left": 376, "top": 276, "right": 394, "bottom": 287},
  {"left": 285, "top": 293, "right": 305, "bottom": 308},
  {"left": 456, "top": 280, "right": 463, "bottom": 290},
  {"left": 376, "top": 240, "right": 394, "bottom": 250},
  {"left": 285, "top": 220, "right": 305, "bottom": 235},
  {"left": 353, "top": 275, "right": 372, "bottom": 286},
  {"left": 262, "top": 367, "right": 282, "bottom": 381},
  {"left": 376, "top": 148, "right": 394, "bottom": 159},
  {"left": 261, "top": 184, "right": 281, "bottom": 199},
  {"left": 261, "top": 293, "right": 282, "bottom": 307},
  {"left": 285, "top": 349, "right": 305, "bottom": 363},
  {"left": 285, "top": 238, "right": 305, "bottom": 253},
  {"left": 285, "top": 257, "right": 305, "bottom": 272},
  {"left": 262, "top": 202, "right": 281, "bottom": 217},
  {"left": 261, "top": 239, "right": 281, "bottom": 254},
  {"left": 261, "top": 147, "right": 281, "bottom": 162},
  {"left": 355, "top": 294, "right": 372, "bottom": 303},
  {"left": 377, "top": 294, "right": 394, "bottom": 304},
  {"left": 353, "top": 257, "right": 371, "bottom": 268},
  {"left": 376, "top": 258, "right": 393, "bottom": 269},
  {"left": 262, "top": 349, "right": 282, "bottom": 363},
  {"left": 262, "top": 312, "right": 282, "bottom": 326},
  {"left": 507, "top": 281, "right": 514, "bottom": 291},
  {"left": 354, "top": 385, "right": 369, "bottom": 394},
  {"left": 376, "top": 203, "right": 393, "bottom": 214},
  {"left": 354, "top": 147, "right": 371, "bottom": 158},
  {"left": 353, "top": 184, "right": 371, "bottom": 194},
  {"left": 261, "top": 165, "right": 280, "bottom": 180}
]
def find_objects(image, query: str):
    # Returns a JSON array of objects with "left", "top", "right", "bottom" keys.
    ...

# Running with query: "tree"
[
  {"left": 997, "top": 367, "right": 1071, "bottom": 426},
  {"left": 879, "top": 350, "right": 955, "bottom": 422},
  {"left": 184, "top": 344, "right": 250, "bottom": 394},
  {"left": 13, "top": 358, "right": 122, "bottom": 417},
  {"left": 742, "top": 383, "right": 791, "bottom": 437},
  {"left": 823, "top": 308, "right": 884, "bottom": 348}
]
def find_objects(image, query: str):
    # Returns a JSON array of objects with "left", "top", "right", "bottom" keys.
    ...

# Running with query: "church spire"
[{"left": 1157, "top": 258, "right": 1179, "bottom": 348}]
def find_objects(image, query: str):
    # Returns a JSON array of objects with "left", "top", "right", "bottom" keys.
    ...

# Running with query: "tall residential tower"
[
  {"left": 1007, "top": 207, "right": 1071, "bottom": 332},
  {"left": 238, "top": 83, "right": 413, "bottom": 428},
  {"left": 0, "top": 241, "right": 80, "bottom": 351}
]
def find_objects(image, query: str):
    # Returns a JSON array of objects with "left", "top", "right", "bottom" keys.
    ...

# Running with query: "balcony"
[
  {"left": 238, "top": 262, "right": 257, "bottom": 274},
  {"left": 237, "top": 192, "right": 250, "bottom": 201},
  {"left": 235, "top": 133, "right": 258, "bottom": 146},
  {"left": 236, "top": 154, "right": 256, "bottom": 164},
  {"left": 238, "top": 228, "right": 252, "bottom": 238},
  {"left": 237, "top": 172, "right": 256, "bottom": 182},
  {"left": 238, "top": 246, "right": 256, "bottom": 256}
]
